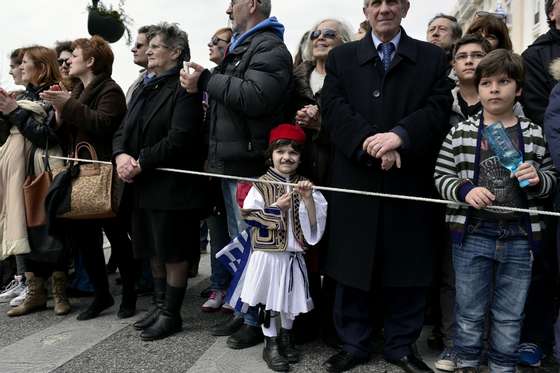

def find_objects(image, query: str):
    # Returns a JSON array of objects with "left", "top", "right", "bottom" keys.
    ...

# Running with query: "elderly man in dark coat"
[{"left": 321, "top": 1, "right": 452, "bottom": 372}]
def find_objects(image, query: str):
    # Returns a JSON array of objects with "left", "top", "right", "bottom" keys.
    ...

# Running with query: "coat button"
[{"left": 372, "top": 90, "right": 381, "bottom": 98}]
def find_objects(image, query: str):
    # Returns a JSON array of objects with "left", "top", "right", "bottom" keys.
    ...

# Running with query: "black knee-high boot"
[
  {"left": 140, "top": 284, "right": 184, "bottom": 341},
  {"left": 133, "top": 278, "right": 166, "bottom": 330}
]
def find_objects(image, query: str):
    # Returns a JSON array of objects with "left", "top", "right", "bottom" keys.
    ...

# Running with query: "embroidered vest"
[{"left": 242, "top": 169, "right": 307, "bottom": 252}]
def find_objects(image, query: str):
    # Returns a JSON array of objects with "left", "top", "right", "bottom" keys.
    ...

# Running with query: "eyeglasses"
[
  {"left": 57, "top": 58, "right": 70, "bottom": 66},
  {"left": 210, "top": 36, "right": 230, "bottom": 46},
  {"left": 454, "top": 52, "right": 486, "bottom": 62},
  {"left": 310, "top": 29, "right": 338, "bottom": 41},
  {"left": 475, "top": 11, "right": 507, "bottom": 21}
]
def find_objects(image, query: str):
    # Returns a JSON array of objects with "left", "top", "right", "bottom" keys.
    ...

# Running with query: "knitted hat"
[{"left": 269, "top": 124, "right": 306, "bottom": 144}]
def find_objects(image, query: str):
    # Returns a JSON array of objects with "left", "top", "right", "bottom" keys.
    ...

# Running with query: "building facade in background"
[{"left": 453, "top": 0, "right": 548, "bottom": 53}]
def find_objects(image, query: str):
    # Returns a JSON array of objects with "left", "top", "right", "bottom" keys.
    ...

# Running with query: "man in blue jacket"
[{"left": 181, "top": 0, "right": 293, "bottom": 351}]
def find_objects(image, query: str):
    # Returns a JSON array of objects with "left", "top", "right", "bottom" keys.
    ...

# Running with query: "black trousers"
[
  {"left": 333, "top": 282, "right": 428, "bottom": 360},
  {"left": 68, "top": 218, "right": 135, "bottom": 299},
  {"left": 24, "top": 253, "right": 67, "bottom": 278}
]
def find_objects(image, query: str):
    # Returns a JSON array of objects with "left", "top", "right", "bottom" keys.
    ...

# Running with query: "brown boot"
[
  {"left": 7, "top": 273, "right": 47, "bottom": 317},
  {"left": 52, "top": 272, "right": 71, "bottom": 315}
]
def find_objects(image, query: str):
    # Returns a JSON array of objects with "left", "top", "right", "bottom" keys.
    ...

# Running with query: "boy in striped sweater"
[{"left": 434, "top": 49, "right": 557, "bottom": 373}]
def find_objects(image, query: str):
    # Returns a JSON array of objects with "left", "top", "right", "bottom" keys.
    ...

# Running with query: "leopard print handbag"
[{"left": 57, "top": 142, "right": 123, "bottom": 220}]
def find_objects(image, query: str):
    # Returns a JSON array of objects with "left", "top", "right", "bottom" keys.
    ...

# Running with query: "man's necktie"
[{"left": 380, "top": 42, "right": 395, "bottom": 72}]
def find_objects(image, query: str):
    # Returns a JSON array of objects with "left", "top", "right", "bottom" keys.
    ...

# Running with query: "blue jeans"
[
  {"left": 207, "top": 213, "right": 231, "bottom": 291},
  {"left": 221, "top": 179, "right": 248, "bottom": 238},
  {"left": 454, "top": 219, "right": 532, "bottom": 372},
  {"left": 221, "top": 179, "right": 257, "bottom": 326}
]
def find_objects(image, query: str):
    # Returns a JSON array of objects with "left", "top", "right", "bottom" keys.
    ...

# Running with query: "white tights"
[{"left": 261, "top": 312, "right": 294, "bottom": 337}]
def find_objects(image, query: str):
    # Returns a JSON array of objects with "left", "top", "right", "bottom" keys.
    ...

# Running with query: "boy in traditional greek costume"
[{"left": 238, "top": 124, "right": 327, "bottom": 372}]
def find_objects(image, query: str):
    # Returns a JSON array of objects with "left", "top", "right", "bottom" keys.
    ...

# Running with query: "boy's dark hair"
[
  {"left": 475, "top": 49, "right": 525, "bottom": 91},
  {"left": 452, "top": 34, "right": 492, "bottom": 59},
  {"left": 265, "top": 139, "right": 304, "bottom": 167},
  {"left": 546, "top": 0, "right": 556, "bottom": 29}
]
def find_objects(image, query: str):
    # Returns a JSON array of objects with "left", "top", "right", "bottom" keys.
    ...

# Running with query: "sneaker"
[
  {"left": 201, "top": 290, "right": 224, "bottom": 312},
  {"left": 9, "top": 286, "right": 28, "bottom": 307},
  {"left": 435, "top": 347, "right": 457, "bottom": 371},
  {"left": 518, "top": 343, "right": 544, "bottom": 367},
  {"left": 0, "top": 276, "right": 25, "bottom": 303}
]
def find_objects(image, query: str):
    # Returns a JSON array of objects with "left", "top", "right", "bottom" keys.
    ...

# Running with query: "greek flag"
[{"left": 216, "top": 228, "right": 253, "bottom": 313}]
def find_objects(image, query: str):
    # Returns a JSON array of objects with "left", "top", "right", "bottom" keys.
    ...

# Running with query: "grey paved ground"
[{"left": 0, "top": 252, "right": 557, "bottom": 372}]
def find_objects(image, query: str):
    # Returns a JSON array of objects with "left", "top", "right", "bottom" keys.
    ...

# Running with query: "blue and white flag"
[{"left": 216, "top": 228, "right": 253, "bottom": 313}]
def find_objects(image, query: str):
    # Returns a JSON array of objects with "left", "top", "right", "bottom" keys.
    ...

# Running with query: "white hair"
[{"left": 305, "top": 19, "right": 354, "bottom": 62}]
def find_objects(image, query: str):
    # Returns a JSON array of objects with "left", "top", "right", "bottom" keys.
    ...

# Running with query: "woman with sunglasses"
[
  {"left": 290, "top": 18, "right": 352, "bottom": 343},
  {"left": 293, "top": 19, "right": 353, "bottom": 184},
  {"left": 199, "top": 27, "right": 234, "bottom": 313},
  {"left": 54, "top": 41, "right": 80, "bottom": 92},
  {"left": 208, "top": 28, "right": 232, "bottom": 65},
  {"left": 466, "top": 14, "right": 513, "bottom": 51}
]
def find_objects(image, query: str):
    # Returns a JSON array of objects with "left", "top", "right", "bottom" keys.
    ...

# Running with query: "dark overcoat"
[
  {"left": 321, "top": 29, "right": 452, "bottom": 291},
  {"left": 112, "top": 72, "right": 207, "bottom": 211},
  {"left": 522, "top": 28, "right": 560, "bottom": 125}
]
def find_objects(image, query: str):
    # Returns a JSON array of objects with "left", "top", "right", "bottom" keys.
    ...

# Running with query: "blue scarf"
[{"left": 229, "top": 16, "right": 285, "bottom": 53}]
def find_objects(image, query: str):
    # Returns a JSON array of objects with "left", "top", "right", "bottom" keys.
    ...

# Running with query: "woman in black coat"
[
  {"left": 113, "top": 22, "right": 207, "bottom": 341},
  {"left": 41, "top": 36, "right": 136, "bottom": 321}
]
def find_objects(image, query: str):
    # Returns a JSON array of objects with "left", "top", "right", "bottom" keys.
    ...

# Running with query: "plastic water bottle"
[{"left": 485, "top": 122, "right": 530, "bottom": 188}]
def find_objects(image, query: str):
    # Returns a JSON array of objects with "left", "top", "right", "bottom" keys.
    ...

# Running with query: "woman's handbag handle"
[{"left": 73, "top": 141, "right": 99, "bottom": 162}]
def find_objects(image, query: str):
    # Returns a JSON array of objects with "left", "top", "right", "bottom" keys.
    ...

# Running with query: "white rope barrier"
[{"left": 45, "top": 155, "right": 560, "bottom": 218}]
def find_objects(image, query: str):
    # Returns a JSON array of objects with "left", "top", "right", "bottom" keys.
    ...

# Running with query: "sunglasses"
[
  {"left": 210, "top": 36, "right": 230, "bottom": 46},
  {"left": 475, "top": 10, "right": 507, "bottom": 21},
  {"left": 310, "top": 29, "right": 338, "bottom": 41},
  {"left": 57, "top": 58, "right": 70, "bottom": 66}
]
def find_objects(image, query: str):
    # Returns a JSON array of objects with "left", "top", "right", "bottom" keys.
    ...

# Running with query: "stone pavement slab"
[{"left": 0, "top": 251, "right": 557, "bottom": 373}]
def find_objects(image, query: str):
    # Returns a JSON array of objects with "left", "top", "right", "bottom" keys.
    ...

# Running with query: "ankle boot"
[
  {"left": 7, "top": 273, "right": 47, "bottom": 317},
  {"left": 52, "top": 272, "right": 71, "bottom": 316},
  {"left": 278, "top": 328, "right": 300, "bottom": 363},
  {"left": 140, "top": 284, "right": 184, "bottom": 341},
  {"left": 134, "top": 278, "right": 165, "bottom": 330},
  {"left": 263, "top": 336, "right": 289, "bottom": 372},
  {"left": 77, "top": 293, "right": 114, "bottom": 321}
]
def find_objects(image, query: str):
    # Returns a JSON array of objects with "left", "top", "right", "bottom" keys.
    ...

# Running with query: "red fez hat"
[{"left": 269, "top": 124, "right": 306, "bottom": 145}]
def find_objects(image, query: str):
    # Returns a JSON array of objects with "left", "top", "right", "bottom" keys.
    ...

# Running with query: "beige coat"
[{"left": 0, "top": 101, "right": 63, "bottom": 259}]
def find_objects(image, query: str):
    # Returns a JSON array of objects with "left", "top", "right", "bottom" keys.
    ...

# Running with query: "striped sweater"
[{"left": 434, "top": 113, "right": 557, "bottom": 248}]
